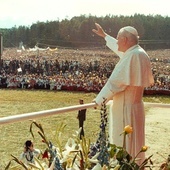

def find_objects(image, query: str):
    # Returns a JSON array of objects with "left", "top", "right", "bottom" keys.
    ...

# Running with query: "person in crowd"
[
  {"left": 77, "top": 99, "right": 86, "bottom": 139},
  {"left": 20, "top": 140, "right": 41, "bottom": 164},
  {"left": 92, "top": 23, "right": 154, "bottom": 164}
]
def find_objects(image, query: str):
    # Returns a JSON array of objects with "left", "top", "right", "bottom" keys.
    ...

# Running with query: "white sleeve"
[
  {"left": 19, "top": 152, "right": 25, "bottom": 160},
  {"left": 34, "top": 149, "right": 41, "bottom": 156},
  {"left": 105, "top": 35, "right": 124, "bottom": 58},
  {"left": 95, "top": 78, "right": 127, "bottom": 106}
]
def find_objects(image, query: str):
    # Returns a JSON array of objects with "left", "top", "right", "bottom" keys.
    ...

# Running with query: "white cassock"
[{"left": 95, "top": 35, "right": 154, "bottom": 164}]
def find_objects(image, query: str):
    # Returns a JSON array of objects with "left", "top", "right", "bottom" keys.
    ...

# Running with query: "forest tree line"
[{"left": 1, "top": 14, "right": 170, "bottom": 49}]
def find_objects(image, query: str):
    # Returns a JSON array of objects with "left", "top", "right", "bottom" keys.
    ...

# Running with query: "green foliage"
[{"left": 1, "top": 14, "right": 170, "bottom": 48}]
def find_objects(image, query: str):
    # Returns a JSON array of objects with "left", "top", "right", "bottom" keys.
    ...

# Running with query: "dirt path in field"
[{"left": 145, "top": 104, "right": 170, "bottom": 169}]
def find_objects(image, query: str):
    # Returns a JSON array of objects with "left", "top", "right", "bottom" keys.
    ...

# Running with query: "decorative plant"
[
  {"left": 5, "top": 99, "right": 158, "bottom": 170},
  {"left": 158, "top": 153, "right": 170, "bottom": 170}
]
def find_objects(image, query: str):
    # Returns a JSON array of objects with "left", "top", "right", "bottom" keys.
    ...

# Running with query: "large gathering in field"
[
  {"left": 0, "top": 46, "right": 170, "bottom": 169},
  {"left": 0, "top": 46, "right": 170, "bottom": 95}
]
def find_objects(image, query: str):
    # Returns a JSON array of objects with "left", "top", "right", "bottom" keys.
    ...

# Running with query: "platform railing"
[
  {"left": 0, "top": 103, "right": 97, "bottom": 125},
  {"left": 0, "top": 102, "right": 169, "bottom": 125}
]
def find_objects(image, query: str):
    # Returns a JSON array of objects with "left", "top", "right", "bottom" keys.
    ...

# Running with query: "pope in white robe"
[{"left": 92, "top": 23, "right": 154, "bottom": 164}]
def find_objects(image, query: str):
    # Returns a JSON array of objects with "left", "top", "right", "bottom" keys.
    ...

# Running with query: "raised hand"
[{"left": 92, "top": 23, "right": 107, "bottom": 38}]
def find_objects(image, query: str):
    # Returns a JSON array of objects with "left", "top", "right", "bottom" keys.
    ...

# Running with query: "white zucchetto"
[{"left": 123, "top": 26, "right": 138, "bottom": 37}]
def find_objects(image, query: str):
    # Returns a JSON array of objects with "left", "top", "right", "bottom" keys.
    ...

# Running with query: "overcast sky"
[{"left": 0, "top": 0, "right": 169, "bottom": 28}]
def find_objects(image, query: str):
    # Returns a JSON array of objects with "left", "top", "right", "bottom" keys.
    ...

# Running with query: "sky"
[{"left": 0, "top": 0, "right": 170, "bottom": 28}]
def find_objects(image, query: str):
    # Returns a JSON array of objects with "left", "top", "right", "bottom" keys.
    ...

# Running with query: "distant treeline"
[{"left": 1, "top": 14, "right": 170, "bottom": 49}]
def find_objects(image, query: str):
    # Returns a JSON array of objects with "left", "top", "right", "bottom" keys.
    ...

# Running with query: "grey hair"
[{"left": 119, "top": 27, "right": 139, "bottom": 44}]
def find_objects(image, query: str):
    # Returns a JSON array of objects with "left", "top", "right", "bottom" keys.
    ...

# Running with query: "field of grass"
[{"left": 0, "top": 89, "right": 169, "bottom": 168}]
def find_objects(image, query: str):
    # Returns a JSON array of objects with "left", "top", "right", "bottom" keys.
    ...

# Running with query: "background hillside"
[{"left": 1, "top": 14, "right": 170, "bottom": 49}]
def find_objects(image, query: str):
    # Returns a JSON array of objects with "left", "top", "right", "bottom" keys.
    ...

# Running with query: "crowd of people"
[{"left": 0, "top": 47, "right": 169, "bottom": 95}]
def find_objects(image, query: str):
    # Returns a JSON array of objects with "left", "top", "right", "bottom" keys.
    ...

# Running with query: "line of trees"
[{"left": 1, "top": 14, "right": 170, "bottom": 49}]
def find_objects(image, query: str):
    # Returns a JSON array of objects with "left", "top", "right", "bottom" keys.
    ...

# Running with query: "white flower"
[
  {"left": 109, "top": 158, "right": 119, "bottom": 167},
  {"left": 91, "top": 152, "right": 100, "bottom": 160},
  {"left": 72, "top": 127, "right": 82, "bottom": 138},
  {"left": 88, "top": 152, "right": 100, "bottom": 164},
  {"left": 88, "top": 158, "right": 98, "bottom": 164},
  {"left": 64, "top": 138, "right": 77, "bottom": 149},
  {"left": 61, "top": 138, "right": 78, "bottom": 163}
]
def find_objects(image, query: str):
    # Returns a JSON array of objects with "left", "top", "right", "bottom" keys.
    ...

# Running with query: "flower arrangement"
[{"left": 5, "top": 100, "right": 169, "bottom": 170}]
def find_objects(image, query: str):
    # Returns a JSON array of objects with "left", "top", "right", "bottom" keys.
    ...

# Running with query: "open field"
[
  {"left": 0, "top": 47, "right": 170, "bottom": 169},
  {"left": 0, "top": 89, "right": 169, "bottom": 169}
]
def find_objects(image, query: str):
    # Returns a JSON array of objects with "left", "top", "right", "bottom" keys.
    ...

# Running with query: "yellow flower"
[
  {"left": 124, "top": 125, "right": 133, "bottom": 134},
  {"left": 141, "top": 146, "right": 148, "bottom": 152}
]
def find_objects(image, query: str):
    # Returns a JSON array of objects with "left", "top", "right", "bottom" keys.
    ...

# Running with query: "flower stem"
[{"left": 123, "top": 133, "right": 126, "bottom": 149}]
